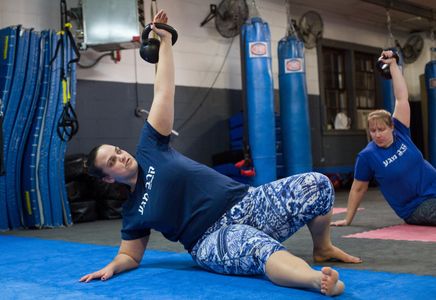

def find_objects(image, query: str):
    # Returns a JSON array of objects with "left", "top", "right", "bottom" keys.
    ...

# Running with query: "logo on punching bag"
[
  {"left": 285, "top": 58, "right": 303, "bottom": 73},
  {"left": 249, "top": 42, "right": 269, "bottom": 57},
  {"left": 430, "top": 78, "right": 436, "bottom": 89}
]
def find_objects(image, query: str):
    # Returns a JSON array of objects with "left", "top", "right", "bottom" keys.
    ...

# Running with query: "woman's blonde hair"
[{"left": 367, "top": 109, "right": 393, "bottom": 127}]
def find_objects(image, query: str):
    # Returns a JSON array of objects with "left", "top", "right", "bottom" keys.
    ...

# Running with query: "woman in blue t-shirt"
[
  {"left": 79, "top": 10, "right": 362, "bottom": 297},
  {"left": 332, "top": 50, "right": 436, "bottom": 227}
]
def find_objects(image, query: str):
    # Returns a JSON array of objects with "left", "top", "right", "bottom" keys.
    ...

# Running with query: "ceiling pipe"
[{"left": 361, "top": 0, "right": 435, "bottom": 21}]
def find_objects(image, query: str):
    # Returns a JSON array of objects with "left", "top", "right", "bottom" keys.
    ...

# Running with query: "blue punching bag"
[
  {"left": 241, "top": 17, "right": 276, "bottom": 186},
  {"left": 425, "top": 48, "right": 436, "bottom": 167},
  {"left": 278, "top": 35, "right": 312, "bottom": 175},
  {"left": 381, "top": 79, "right": 395, "bottom": 113}
]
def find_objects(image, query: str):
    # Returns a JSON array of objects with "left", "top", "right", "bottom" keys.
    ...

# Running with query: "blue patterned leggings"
[{"left": 190, "top": 172, "right": 334, "bottom": 275}]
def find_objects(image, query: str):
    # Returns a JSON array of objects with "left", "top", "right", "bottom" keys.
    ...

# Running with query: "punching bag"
[
  {"left": 381, "top": 80, "right": 395, "bottom": 113},
  {"left": 278, "top": 35, "right": 312, "bottom": 175},
  {"left": 425, "top": 48, "right": 436, "bottom": 167},
  {"left": 241, "top": 16, "right": 276, "bottom": 186}
]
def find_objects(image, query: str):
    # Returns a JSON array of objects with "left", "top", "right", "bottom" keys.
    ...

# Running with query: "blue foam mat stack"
[
  {"left": 0, "top": 26, "right": 76, "bottom": 230},
  {"left": 212, "top": 112, "right": 284, "bottom": 184}
]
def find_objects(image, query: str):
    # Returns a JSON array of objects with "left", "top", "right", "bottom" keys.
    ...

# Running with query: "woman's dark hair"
[{"left": 86, "top": 145, "right": 106, "bottom": 179}]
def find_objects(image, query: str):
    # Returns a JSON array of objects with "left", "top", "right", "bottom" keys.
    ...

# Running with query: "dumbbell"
[
  {"left": 139, "top": 23, "right": 178, "bottom": 64},
  {"left": 376, "top": 50, "right": 400, "bottom": 80}
]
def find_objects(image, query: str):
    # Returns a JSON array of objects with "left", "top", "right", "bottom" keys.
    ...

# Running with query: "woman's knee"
[{"left": 310, "top": 172, "right": 334, "bottom": 214}]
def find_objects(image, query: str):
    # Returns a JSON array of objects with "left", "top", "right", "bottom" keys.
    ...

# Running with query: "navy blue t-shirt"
[
  {"left": 354, "top": 118, "right": 436, "bottom": 219},
  {"left": 121, "top": 122, "right": 249, "bottom": 251}
]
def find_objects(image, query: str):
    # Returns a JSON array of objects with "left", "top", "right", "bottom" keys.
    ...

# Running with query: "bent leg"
[
  {"left": 225, "top": 172, "right": 336, "bottom": 242},
  {"left": 265, "top": 250, "right": 344, "bottom": 296},
  {"left": 307, "top": 210, "right": 362, "bottom": 263},
  {"left": 224, "top": 172, "right": 361, "bottom": 263}
]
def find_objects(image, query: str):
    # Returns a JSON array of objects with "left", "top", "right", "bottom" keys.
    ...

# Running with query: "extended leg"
[
  {"left": 191, "top": 224, "right": 344, "bottom": 296},
  {"left": 265, "top": 250, "right": 344, "bottom": 296}
]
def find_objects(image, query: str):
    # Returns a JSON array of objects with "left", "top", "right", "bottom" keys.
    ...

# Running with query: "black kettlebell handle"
[
  {"left": 376, "top": 50, "right": 400, "bottom": 80},
  {"left": 378, "top": 52, "right": 399, "bottom": 66},
  {"left": 140, "top": 23, "right": 178, "bottom": 64},
  {"left": 142, "top": 23, "right": 178, "bottom": 45}
]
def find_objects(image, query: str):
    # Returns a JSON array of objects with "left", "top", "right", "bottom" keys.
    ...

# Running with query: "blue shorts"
[{"left": 190, "top": 172, "right": 334, "bottom": 275}]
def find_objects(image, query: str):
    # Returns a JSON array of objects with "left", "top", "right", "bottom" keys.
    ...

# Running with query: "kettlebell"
[
  {"left": 376, "top": 50, "right": 400, "bottom": 80},
  {"left": 139, "top": 23, "right": 178, "bottom": 64}
]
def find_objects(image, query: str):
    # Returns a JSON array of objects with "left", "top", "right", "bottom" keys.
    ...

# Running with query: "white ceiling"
[{"left": 287, "top": 0, "right": 436, "bottom": 34}]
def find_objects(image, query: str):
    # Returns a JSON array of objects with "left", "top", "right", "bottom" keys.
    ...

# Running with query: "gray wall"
[
  {"left": 67, "top": 80, "right": 367, "bottom": 171},
  {"left": 67, "top": 80, "right": 243, "bottom": 166}
]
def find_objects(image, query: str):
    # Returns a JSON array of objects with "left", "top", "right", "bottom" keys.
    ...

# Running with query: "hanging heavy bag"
[
  {"left": 139, "top": 22, "right": 178, "bottom": 64},
  {"left": 70, "top": 200, "right": 98, "bottom": 223},
  {"left": 65, "top": 153, "right": 87, "bottom": 182},
  {"left": 376, "top": 50, "right": 400, "bottom": 80}
]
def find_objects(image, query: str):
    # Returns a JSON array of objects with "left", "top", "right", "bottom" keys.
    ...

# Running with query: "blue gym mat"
[
  {"left": 0, "top": 27, "right": 31, "bottom": 229},
  {"left": 0, "top": 235, "right": 435, "bottom": 299},
  {"left": 21, "top": 30, "right": 52, "bottom": 228},
  {"left": 0, "top": 25, "right": 76, "bottom": 230},
  {"left": 5, "top": 29, "right": 43, "bottom": 229},
  {"left": 0, "top": 26, "right": 19, "bottom": 230}
]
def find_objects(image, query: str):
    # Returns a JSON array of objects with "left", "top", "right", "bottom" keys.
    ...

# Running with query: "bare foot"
[
  {"left": 320, "top": 267, "right": 344, "bottom": 296},
  {"left": 313, "top": 245, "right": 362, "bottom": 263}
]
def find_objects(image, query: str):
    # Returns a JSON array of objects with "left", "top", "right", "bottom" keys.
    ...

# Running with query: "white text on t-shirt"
[
  {"left": 383, "top": 143, "right": 407, "bottom": 167},
  {"left": 138, "top": 166, "right": 155, "bottom": 215}
]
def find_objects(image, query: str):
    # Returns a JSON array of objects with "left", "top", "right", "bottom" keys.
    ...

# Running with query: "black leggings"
[{"left": 405, "top": 198, "right": 436, "bottom": 226}]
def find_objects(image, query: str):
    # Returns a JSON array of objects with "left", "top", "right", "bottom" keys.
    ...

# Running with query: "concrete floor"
[{"left": 1, "top": 188, "right": 435, "bottom": 276}]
